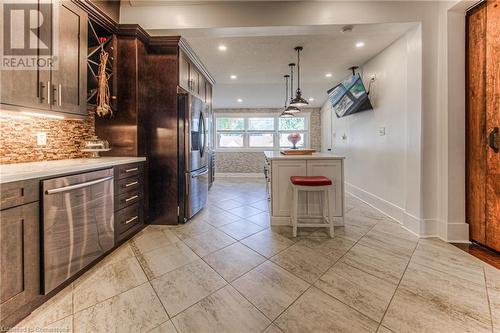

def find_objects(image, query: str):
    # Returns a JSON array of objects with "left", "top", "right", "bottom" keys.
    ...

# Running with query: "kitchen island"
[{"left": 264, "top": 151, "right": 345, "bottom": 226}]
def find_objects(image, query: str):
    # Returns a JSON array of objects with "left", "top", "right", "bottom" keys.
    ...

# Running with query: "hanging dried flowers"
[{"left": 96, "top": 45, "right": 112, "bottom": 117}]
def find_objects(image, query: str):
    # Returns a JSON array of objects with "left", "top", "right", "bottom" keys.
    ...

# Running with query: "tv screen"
[{"left": 327, "top": 73, "right": 373, "bottom": 118}]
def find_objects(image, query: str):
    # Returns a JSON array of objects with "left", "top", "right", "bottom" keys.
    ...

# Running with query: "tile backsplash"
[{"left": 0, "top": 111, "right": 95, "bottom": 164}]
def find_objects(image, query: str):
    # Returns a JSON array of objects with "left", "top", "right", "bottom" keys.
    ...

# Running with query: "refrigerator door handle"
[
  {"left": 191, "top": 168, "right": 209, "bottom": 178},
  {"left": 199, "top": 112, "right": 206, "bottom": 158}
]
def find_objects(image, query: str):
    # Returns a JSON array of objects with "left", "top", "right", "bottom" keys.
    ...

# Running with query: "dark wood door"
[
  {"left": 51, "top": 0, "right": 88, "bottom": 115},
  {"left": 466, "top": 1, "right": 500, "bottom": 252},
  {"left": 0, "top": 202, "right": 40, "bottom": 322},
  {"left": 0, "top": 1, "right": 50, "bottom": 110},
  {"left": 179, "top": 51, "right": 190, "bottom": 91}
]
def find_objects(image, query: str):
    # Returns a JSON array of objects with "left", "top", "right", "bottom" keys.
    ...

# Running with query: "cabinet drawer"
[
  {"left": 116, "top": 188, "right": 142, "bottom": 211},
  {"left": 115, "top": 202, "right": 144, "bottom": 237},
  {"left": 0, "top": 179, "right": 39, "bottom": 210},
  {"left": 115, "top": 174, "right": 143, "bottom": 196},
  {"left": 116, "top": 163, "right": 143, "bottom": 180}
]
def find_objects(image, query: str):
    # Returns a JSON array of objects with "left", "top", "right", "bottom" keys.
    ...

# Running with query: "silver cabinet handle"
[
  {"left": 125, "top": 181, "right": 138, "bottom": 187},
  {"left": 125, "top": 167, "right": 138, "bottom": 173},
  {"left": 125, "top": 216, "right": 138, "bottom": 224},
  {"left": 45, "top": 176, "right": 113, "bottom": 194},
  {"left": 125, "top": 195, "right": 139, "bottom": 202},
  {"left": 58, "top": 83, "right": 62, "bottom": 106},
  {"left": 47, "top": 81, "right": 51, "bottom": 105}
]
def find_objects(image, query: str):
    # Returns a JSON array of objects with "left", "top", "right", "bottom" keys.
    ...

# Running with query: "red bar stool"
[{"left": 290, "top": 176, "right": 334, "bottom": 238}]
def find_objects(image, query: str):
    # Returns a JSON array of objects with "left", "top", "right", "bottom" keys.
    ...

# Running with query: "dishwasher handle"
[{"left": 45, "top": 176, "right": 114, "bottom": 195}]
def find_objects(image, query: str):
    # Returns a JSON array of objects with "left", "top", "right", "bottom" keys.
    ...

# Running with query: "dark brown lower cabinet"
[{"left": 0, "top": 202, "right": 40, "bottom": 324}]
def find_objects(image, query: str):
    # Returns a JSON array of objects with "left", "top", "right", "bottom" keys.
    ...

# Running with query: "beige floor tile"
[
  {"left": 219, "top": 219, "right": 265, "bottom": 240},
  {"left": 344, "top": 207, "right": 387, "bottom": 227},
  {"left": 270, "top": 226, "right": 297, "bottom": 240},
  {"left": 227, "top": 205, "right": 263, "bottom": 218},
  {"left": 74, "top": 283, "right": 168, "bottom": 333},
  {"left": 212, "top": 199, "right": 244, "bottom": 210},
  {"left": 250, "top": 200, "right": 270, "bottom": 212},
  {"left": 147, "top": 320, "right": 177, "bottom": 333},
  {"left": 315, "top": 262, "right": 397, "bottom": 322},
  {"left": 371, "top": 221, "right": 418, "bottom": 241},
  {"left": 246, "top": 212, "right": 271, "bottom": 228},
  {"left": 171, "top": 285, "right": 270, "bottom": 333},
  {"left": 15, "top": 285, "right": 73, "bottom": 329},
  {"left": 358, "top": 230, "right": 417, "bottom": 258},
  {"left": 183, "top": 229, "right": 236, "bottom": 257},
  {"left": 204, "top": 210, "right": 241, "bottom": 228},
  {"left": 73, "top": 256, "right": 148, "bottom": 312},
  {"left": 263, "top": 324, "right": 284, "bottom": 333},
  {"left": 271, "top": 243, "right": 335, "bottom": 283},
  {"left": 333, "top": 223, "right": 372, "bottom": 242},
  {"left": 340, "top": 243, "right": 409, "bottom": 284},
  {"left": 275, "top": 287, "right": 378, "bottom": 333},
  {"left": 151, "top": 260, "right": 227, "bottom": 317},
  {"left": 412, "top": 238, "right": 485, "bottom": 285},
  {"left": 383, "top": 262, "right": 492, "bottom": 333},
  {"left": 99, "top": 243, "right": 136, "bottom": 267},
  {"left": 137, "top": 241, "right": 199, "bottom": 279},
  {"left": 376, "top": 326, "right": 394, "bottom": 333},
  {"left": 241, "top": 229, "right": 295, "bottom": 258},
  {"left": 173, "top": 219, "right": 215, "bottom": 240},
  {"left": 297, "top": 236, "right": 355, "bottom": 262},
  {"left": 232, "top": 261, "right": 309, "bottom": 320},
  {"left": 488, "top": 286, "right": 500, "bottom": 333},
  {"left": 203, "top": 242, "right": 266, "bottom": 281},
  {"left": 131, "top": 227, "right": 180, "bottom": 254}
]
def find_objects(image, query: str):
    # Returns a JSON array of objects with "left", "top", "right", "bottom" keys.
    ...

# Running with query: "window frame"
[{"left": 214, "top": 112, "right": 311, "bottom": 152}]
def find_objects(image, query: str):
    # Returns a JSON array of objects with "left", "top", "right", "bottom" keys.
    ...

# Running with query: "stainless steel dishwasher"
[{"left": 42, "top": 168, "right": 114, "bottom": 294}]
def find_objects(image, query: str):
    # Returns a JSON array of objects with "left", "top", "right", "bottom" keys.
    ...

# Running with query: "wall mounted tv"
[{"left": 327, "top": 73, "right": 373, "bottom": 118}]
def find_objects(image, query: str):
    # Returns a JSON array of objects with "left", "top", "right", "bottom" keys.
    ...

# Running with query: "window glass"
[
  {"left": 216, "top": 118, "right": 244, "bottom": 131},
  {"left": 218, "top": 133, "right": 244, "bottom": 147},
  {"left": 279, "top": 117, "right": 306, "bottom": 131},
  {"left": 248, "top": 118, "right": 274, "bottom": 131},
  {"left": 249, "top": 133, "right": 274, "bottom": 147},
  {"left": 279, "top": 132, "right": 305, "bottom": 148}
]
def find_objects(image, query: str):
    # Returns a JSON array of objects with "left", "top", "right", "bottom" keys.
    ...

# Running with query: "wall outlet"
[
  {"left": 378, "top": 127, "right": 386, "bottom": 136},
  {"left": 37, "top": 132, "right": 47, "bottom": 146}
]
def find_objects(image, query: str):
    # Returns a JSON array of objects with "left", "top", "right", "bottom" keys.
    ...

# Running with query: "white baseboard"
[
  {"left": 215, "top": 172, "right": 264, "bottom": 178},
  {"left": 345, "top": 182, "right": 469, "bottom": 242}
]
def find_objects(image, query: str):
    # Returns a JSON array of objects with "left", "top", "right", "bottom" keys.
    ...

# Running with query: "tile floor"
[{"left": 13, "top": 178, "right": 500, "bottom": 333}]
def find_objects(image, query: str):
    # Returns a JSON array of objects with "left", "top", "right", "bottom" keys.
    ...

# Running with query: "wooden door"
[
  {"left": 0, "top": 0, "right": 50, "bottom": 110},
  {"left": 0, "top": 202, "right": 40, "bottom": 322},
  {"left": 179, "top": 51, "right": 190, "bottom": 91},
  {"left": 466, "top": 1, "right": 500, "bottom": 251},
  {"left": 190, "top": 66, "right": 200, "bottom": 95},
  {"left": 51, "top": 0, "right": 88, "bottom": 115}
]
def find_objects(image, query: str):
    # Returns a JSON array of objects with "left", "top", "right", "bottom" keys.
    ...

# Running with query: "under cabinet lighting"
[{"left": 21, "top": 111, "right": 65, "bottom": 120}]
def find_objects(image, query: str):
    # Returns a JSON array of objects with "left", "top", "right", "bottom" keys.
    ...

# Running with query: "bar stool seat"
[{"left": 290, "top": 176, "right": 334, "bottom": 238}]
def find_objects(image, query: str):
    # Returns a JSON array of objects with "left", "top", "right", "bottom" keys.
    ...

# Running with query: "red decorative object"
[
  {"left": 290, "top": 176, "right": 333, "bottom": 186},
  {"left": 98, "top": 37, "right": 108, "bottom": 44},
  {"left": 287, "top": 132, "right": 301, "bottom": 149}
]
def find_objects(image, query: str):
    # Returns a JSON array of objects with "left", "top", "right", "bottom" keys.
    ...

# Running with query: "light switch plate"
[
  {"left": 37, "top": 132, "right": 47, "bottom": 145},
  {"left": 378, "top": 127, "right": 386, "bottom": 136}
]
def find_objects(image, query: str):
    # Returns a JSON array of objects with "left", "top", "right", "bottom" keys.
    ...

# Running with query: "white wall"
[{"left": 321, "top": 26, "right": 424, "bottom": 233}]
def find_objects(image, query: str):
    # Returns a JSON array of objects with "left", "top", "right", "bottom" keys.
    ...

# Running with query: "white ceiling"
[{"left": 171, "top": 23, "right": 416, "bottom": 108}]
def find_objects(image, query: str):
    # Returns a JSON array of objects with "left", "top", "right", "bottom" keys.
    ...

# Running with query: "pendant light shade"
[
  {"left": 290, "top": 46, "right": 309, "bottom": 107},
  {"left": 285, "top": 63, "right": 300, "bottom": 113},
  {"left": 280, "top": 74, "right": 295, "bottom": 118}
]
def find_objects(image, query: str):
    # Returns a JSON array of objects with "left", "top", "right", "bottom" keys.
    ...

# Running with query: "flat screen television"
[{"left": 327, "top": 73, "right": 373, "bottom": 118}]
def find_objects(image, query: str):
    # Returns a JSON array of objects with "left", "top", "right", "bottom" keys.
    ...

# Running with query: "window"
[{"left": 215, "top": 113, "right": 310, "bottom": 151}]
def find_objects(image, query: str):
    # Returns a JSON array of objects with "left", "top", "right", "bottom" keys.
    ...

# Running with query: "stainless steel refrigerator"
[{"left": 178, "top": 93, "right": 209, "bottom": 222}]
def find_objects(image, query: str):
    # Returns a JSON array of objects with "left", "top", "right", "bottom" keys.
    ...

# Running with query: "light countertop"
[
  {"left": 0, "top": 157, "right": 146, "bottom": 184},
  {"left": 264, "top": 151, "right": 345, "bottom": 160}
]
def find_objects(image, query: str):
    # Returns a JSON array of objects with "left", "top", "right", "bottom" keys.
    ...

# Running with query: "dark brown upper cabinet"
[
  {"left": 0, "top": 0, "right": 88, "bottom": 117},
  {"left": 179, "top": 49, "right": 209, "bottom": 100}
]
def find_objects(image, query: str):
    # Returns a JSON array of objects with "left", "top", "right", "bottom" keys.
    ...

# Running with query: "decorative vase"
[{"left": 287, "top": 133, "right": 302, "bottom": 149}]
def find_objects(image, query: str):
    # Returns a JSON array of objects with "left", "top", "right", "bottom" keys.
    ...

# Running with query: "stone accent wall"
[
  {"left": 214, "top": 107, "right": 321, "bottom": 174},
  {"left": 0, "top": 111, "right": 95, "bottom": 164}
]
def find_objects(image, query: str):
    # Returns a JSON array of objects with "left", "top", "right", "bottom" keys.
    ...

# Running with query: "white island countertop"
[
  {"left": 264, "top": 151, "right": 345, "bottom": 160},
  {"left": 0, "top": 157, "right": 146, "bottom": 184}
]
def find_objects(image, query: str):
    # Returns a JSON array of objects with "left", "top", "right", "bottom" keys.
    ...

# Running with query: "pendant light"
[
  {"left": 290, "top": 46, "right": 309, "bottom": 107},
  {"left": 285, "top": 63, "right": 301, "bottom": 113},
  {"left": 280, "top": 74, "right": 294, "bottom": 118}
]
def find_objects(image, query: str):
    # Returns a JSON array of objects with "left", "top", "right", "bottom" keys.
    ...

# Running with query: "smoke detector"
[{"left": 341, "top": 25, "right": 354, "bottom": 33}]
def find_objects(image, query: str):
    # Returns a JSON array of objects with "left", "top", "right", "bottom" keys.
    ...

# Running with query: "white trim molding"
[{"left": 345, "top": 182, "right": 469, "bottom": 243}]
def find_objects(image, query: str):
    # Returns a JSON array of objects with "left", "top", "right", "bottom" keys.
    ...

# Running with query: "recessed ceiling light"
[
  {"left": 325, "top": 73, "right": 332, "bottom": 78},
  {"left": 356, "top": 42, "right": 365, "bottom": 48},
  {"left": 218, "top": 45, "right": 227, "bottom": 51},
  {"left": 308, "top": 98, "right": 314, "bottom": 102},
  {"left": 237, "top": 98, "right": 243, "bottom": 103},
  {"left": 230, "top": 75, "right": 237, "bottom": 79}
]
